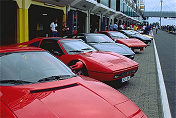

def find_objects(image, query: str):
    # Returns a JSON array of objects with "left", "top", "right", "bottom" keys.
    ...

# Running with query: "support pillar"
[
  {"left": 99, "top": 14, "right": 102, "bottom": 31},
  {"left": 86, "top": 10, "right": 90, "bottom": 33},
  {"left": 16, "top": 0, "right": 31, "bottom": 43}
]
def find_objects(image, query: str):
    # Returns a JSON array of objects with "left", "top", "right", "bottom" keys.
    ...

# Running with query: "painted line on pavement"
[{"left": 153, "top": 38, "right": 172, "bottom": 118}]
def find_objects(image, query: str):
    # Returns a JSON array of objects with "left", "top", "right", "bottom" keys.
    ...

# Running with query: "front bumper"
[{"left": 88, "top": 65, "right": 138, "bottom": 81}]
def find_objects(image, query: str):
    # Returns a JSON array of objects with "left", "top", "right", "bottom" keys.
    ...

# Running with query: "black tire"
[{"left": 76, "top": 66, "right": 89, "bottom": 76}]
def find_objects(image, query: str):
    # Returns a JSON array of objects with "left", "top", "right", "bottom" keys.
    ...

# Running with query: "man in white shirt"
[{"left": 50, "top": 18, "right": 58, "bottom": 37}]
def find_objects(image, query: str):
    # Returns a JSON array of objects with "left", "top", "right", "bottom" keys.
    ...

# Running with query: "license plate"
[{"left": 121, "top": 76, "right": 131, "bottom": 83}]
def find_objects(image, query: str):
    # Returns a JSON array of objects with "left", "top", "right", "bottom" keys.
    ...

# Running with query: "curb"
[{"left": 153, "top": 38, "right": 172, "bottom": 118}]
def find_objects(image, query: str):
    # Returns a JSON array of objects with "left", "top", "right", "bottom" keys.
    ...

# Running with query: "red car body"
[
  {"left": 99, "top": 31, "right": 147, "bottom": 51},
  {"left": 18, "top": 37, "right": 139, "bottom": 82},
  {"left": 0, "top": 46, "right": 147, "bottom": 118}
]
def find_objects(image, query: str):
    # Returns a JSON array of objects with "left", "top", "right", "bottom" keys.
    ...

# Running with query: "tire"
[{"left": 75, "top": 66, "right": 89, "bottom": 76}]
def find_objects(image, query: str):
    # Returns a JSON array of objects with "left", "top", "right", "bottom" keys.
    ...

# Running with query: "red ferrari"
[
  {"left": 19, "top": 37, "right": 139, "bottom": 83},
  {"left": 0, "top": 46, "right": 147, "bottom": 118},
  {"left": 99, "top": 31, "right": 147, "bottom": 51}
]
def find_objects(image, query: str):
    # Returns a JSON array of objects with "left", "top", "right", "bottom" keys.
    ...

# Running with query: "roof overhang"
[
  {"left": 70, "top": 0, "right": 97, "bottom": 11},
  {"left": 34, "top": 0, "right": 75, "bottom": 6},
  {"left": 92, "top": 3, "right": 110, "bottom": 15}
]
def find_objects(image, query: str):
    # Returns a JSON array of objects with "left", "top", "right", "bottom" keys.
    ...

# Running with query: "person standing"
[
  {"left": 133, "top": 24, "right": 138, "bottom": 31},
  {"left": 109, "top": 22, "right": 113, "bottom": 31},
  {"left": 113, "top": 22, "right": 118, "bottom": 31},
  {"left": 155, "top": 25, "right": 158, "bottom": 34},
  {"left": 61, "top": 22, "right": 69, "bottom": 36},
  {"left": 145, "top": 24, "right": 151, "bottom": 35},
  {"left": 119, "top": 23, "right": 124, "bottom": 30},
  {"left": 142, "top": 24, "right": 146, "bottom": 34},
  {"left": 50, "top": 18, "right": 58, "bottom": 37}
]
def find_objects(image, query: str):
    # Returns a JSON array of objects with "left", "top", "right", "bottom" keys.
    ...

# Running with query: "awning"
[
  {"left": 70, "top": 0, "right": 97, "bottom": 11},
  {"left": 34, "top": 0, "right": 75, "bottom": 7},
  {"left": 92, "top": 3, "right": 110, "bottom": 15}
]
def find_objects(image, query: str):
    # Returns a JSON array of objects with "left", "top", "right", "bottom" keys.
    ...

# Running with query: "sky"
[{"left": 144, "top": 0, "right": 176, "bottom": 25}]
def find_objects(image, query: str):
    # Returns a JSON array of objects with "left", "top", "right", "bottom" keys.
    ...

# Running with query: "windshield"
[
  {"left": 122, "top": 30, "right": 136, "bottom": 35},
  {"left": 130, "top": 30, "right": 139, "bottom": 34},
  {"left": 0, "top": 51, "right": 75, "bottom": 86},
  {"left": 86, "top": 35, "right": 114, "bottom": 43},
  {"left": 109, "top": 32, "right": 129, "bottom": 39},
  {"left": 60, "top": 40, "right": 96, "bottom": 54}
]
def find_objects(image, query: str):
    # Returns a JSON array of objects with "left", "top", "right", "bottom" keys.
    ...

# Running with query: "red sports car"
[
  {"left": 19, "top": 37, "right": 138, "bottom": 83},
  {"left": 0, "top": 46, "right": 147, "bottom": 118},
  {"left": 99, "top": 31, "right": 147, "bottom": 51}
]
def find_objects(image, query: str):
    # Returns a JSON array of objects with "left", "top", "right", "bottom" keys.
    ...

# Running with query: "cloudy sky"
[{"left": 144, "top": 0, "right": 176, "bottom": 25}]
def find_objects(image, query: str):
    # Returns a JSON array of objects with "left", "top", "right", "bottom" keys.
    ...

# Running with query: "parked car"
[
  {"left": 0, "top": 46, "right": 147, "bottom": 118},
  {"left": 66, "top": 33, "right": 135, "bottom": 59},
  {"left": 131, "top": 30, "right": 154, "bottom": 40},
  {"left": 19, "top": 37, "right": 139, "bottom": 83},
  {"left": 120, "top": 30, "right": 152, "bottom": 44},
  {"left": 99, "top": 31, "right": 147, "bottom": 51}
]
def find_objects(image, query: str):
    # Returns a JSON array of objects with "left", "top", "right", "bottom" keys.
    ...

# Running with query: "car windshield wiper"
[
  {"left": 81, "top": 48, "right": 92, "bottom": 50},
  {"left": 69, "top": 50, "right": 83, "bottom": 52},
  {"left": 88, "top": 41, "right": 98, "bottom": 43},
  {"left": 38, "top": 75, "right": 76, "bottom": 83},
  {"left": 0, "top": 80, "right": 34, "bottom": 85},
  {"left": 101, "top": 42, "right": 113, "bottom": 43}
]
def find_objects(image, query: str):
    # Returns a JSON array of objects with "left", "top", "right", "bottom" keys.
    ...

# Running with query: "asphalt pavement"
[
  {"left": 154, "top": 29, "right": 176, "bottom": 118},
  {"left": 117, "top": 39, "right": 163, "bottom": 118}
]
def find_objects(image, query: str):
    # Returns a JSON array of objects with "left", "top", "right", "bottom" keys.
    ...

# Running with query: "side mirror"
[{"left": 69, "top": 61, "right": 83, "bottom": 70}]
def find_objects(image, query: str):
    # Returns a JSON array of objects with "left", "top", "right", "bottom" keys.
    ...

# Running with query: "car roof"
[
  {"left": 0, "top": 45, "right": 45, "bottom": 53},
  {"left": 39, "top": 37, "right": 79, "bottom": 41}
]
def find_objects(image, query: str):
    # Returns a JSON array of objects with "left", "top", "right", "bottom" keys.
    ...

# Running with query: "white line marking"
[{"left": 153, "top": 38, "right": 172, "bottom": 118}]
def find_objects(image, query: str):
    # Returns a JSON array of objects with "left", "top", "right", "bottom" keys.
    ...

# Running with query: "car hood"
[
  {"left": 131, "top": 34, "right": 151, "bottom": 41},
  {"left": 79, "top": 51, "right": 138, "bottom": 72},
  {"left": 142, "top": 34, "right": 153, "bottom": 39},
  {"left": 116, "top": 38, "right": 147, "bottom": 47},
  {"left": 89, "top": 43, "right": 134, "bottom": 56},
  {"left": 0, "top": 76, "right": 143, "bottom": 118}
]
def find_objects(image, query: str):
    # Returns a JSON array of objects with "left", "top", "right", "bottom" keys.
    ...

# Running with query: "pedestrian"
[
  {"left": 109, "top": 22, "right": 113, "bottom": 31},
  {"left": 133, "top": 24, "right": 138, "bottom": 31},
  {"left": 50, "top": 18, "right": 58, "bottom": 37},
  {"left": 155, "top": 25, "right": 158, "bottom": 34},
  {"left": 119, "top": 23, "right": 124, "bottom": 30},
  {"left": 113, "top": 22, "right": 118, "bottom": 31},
  {"left": 145, "top": 24, "right": 151, "bottom": 35},
  {"left": 61, "top": 22, "right": 69, "bottom": 36},
  {"left": 143, "top": 24, "right": 146, "bottom": 34}
]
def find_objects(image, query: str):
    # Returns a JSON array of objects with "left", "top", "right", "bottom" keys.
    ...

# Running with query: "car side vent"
[{"left": 30, "top": 83, "right": 79, "bottom": 93}]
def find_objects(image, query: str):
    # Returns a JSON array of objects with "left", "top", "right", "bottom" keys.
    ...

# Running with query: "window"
[
  {"left": 100, "top": 0, "right": 109, "bottom": 7},
  {"left": 29, "top": 41, "right": 40, "bottom": 47},
  {"left": 40, "top": 39, "right": 64, "bottom": 55},
  {"left": 76, "top": 35, "right": 85, "bottom": 40},
  {"left": 111, "top": 0, "right": 116, "bottom": 10}
]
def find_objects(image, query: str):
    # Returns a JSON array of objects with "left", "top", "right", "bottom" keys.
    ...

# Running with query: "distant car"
[
  {"left": 0, "top": 46, "right": 147, "bottom": 118},
  {"left": 66, "top": 33, "right": 135, "bottom": 59},
  {"left": 141, "top": 34, "right": 153, "bottom": 40},
  {"left": 130, "top": 30, "right": 154, "bottom": 40},
  {"left": 99, "top": 31, "right": 147, "bottom": 51},
  {"left": 19, "top": 37, "right": 138, "bottom": 83},
  {"left": 120, "top": 30, "right": 152, "bottom": 44}
]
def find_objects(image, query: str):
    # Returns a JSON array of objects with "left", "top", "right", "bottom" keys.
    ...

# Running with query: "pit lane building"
[{"left": 0, "top": 0, "right": 145, "bottom": 45}]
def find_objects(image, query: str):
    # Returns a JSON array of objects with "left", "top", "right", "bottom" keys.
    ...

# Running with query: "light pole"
[{"left": 160, "top": 0, "right": 163, "bottom": 26}]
